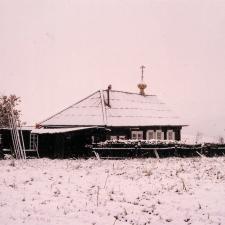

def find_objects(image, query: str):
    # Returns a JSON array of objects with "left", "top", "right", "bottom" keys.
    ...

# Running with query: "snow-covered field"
[{"left": 0, "top": 157, "right": 225, "bottom": 225}]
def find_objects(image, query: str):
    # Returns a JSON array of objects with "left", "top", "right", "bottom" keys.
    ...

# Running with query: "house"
[
  {"left": 1, "top": 67, "right": 187, "bottom": 158},
  {"left": 36, "top": 78, "right": 186, "bottom": 144}
]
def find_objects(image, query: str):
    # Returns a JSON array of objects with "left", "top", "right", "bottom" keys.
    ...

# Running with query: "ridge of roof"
[{"left": 102, "top": 89, "right": 157, "bottom": 97}]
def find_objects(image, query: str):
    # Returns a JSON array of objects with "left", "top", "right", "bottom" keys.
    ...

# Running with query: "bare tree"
[{"left": 0, "top": 94, "right": 21, "bottom": 128}]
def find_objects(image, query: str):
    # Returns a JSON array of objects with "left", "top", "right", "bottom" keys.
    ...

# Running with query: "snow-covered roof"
[
  {"left": 31, "top": 126, "right": 101, "bottom": 134},
  {"left": 40, "top": 90, "right": 187, "bottom": 127},
  {"left": 0, "top": 126, "right": 34, "bottom": 131}
]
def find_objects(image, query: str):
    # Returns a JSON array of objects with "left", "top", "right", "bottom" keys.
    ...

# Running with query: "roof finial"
[
  {"left": 138, "top": 65, "right": 147, "bottom": 95},
  {"left": 140, "top": 65, "right": 145, "bottom": 82}
]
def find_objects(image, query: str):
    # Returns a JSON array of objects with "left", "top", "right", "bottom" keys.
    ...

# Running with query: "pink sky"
[{"left": 0, "top": 0, "right": 225, "bottom": 138}]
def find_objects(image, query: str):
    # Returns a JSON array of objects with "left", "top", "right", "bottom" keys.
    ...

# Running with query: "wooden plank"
[
  {"left": 196, "top": 151, "right": 206, "bottom": 158},
  {"left": 93, "top": 151, "right": 101, "bottom": 160},
  {"left": 153, "top": 149, "right": 160, "bottom": 159}
]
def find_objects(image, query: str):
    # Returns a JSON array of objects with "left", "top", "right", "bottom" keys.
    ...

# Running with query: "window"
[
  {"left": 110, "top": 136, "right": 117, "bottom": 140},
  {"left": 156, "top": 130, "right": 164, "bottom": 140},
  {"left": 167, "top": 130, "right": 175, "bottom": 140},
  {"left": 146, "top": 130, "right": 155, "bottom": 140},
  {"left": 131, "top": 131, "right": 143, "bottom": 140}
]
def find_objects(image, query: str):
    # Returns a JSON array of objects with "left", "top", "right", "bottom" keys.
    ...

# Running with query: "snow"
[
  {"left": 104, "top": 90, "right": 186, "bottom": 126},
  {"left": 31, "top": 126, "right": 99, "bottom": 134},
  {"left": 97, "top": 139, "right": 181, "bottom": 146},
  {"left": 40, "top": 91, "right": 104, "bottom": 127},
  {"left": 40, "top": 90, "right": 186, "bottom": 127},
  {"left": 1, "top": 157, "right": 225, "bottom": 225},
  {"left": 182, "top": 134, "right": 220, "bottom": 144}
]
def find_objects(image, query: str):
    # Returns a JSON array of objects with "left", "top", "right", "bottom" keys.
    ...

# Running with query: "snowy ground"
[
  {"left": 181, "top": 134, "right": 222, "bottom": 144},
  {"left": 0, "top": 157, "right": 225, "bottom": 225}
]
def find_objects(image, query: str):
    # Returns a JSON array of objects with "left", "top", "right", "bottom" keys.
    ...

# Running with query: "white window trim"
[
  {"left": 146, "top": 130, "right": 155, "bottom": 140},
  {"left": 156, "top": 130, "right": 164, "bottom": 140},
  {"left": 131, "top": 131, "right": 143, "bottom": 140},
  {"left": 167, "top": 130, "right": 175, "bottom": 140}
]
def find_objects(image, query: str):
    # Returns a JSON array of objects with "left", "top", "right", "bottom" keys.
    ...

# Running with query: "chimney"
[
  {"left": 107, "top": 84, "right": 112, "bottom": 107},
  {"left": 35, "top": 123, "right": 42, "bottom": 129}
]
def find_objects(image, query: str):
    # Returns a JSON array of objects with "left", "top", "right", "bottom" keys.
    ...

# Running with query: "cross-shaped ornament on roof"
[
  {"left": 138, "top": 65, "right": 147, "bottom": 95},
  {"left": 140, "top": 65, "right": 145, "bottom": 82}
]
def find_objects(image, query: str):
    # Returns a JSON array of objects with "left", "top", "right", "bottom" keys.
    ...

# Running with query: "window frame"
[
  {"left": 146, "top": 130, "right": 155, "bottom": 140},
  {"left": 131, "top": 131, "right": 143, "bottom": 140},
  {"left": 167, "top": 130, "right": 175, "bottom": 140},
  {"left": 156, "top": 130, "right": 164, "bottom": 140}
]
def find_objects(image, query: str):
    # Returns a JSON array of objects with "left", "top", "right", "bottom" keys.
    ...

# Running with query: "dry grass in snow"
[{"left": 0, "top": 157, "right": 225, "bottom": 225}]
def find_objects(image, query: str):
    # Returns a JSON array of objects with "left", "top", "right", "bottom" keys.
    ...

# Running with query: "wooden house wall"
[
  {"left": 1, "top": 126, "right": 182, "bottom": 158},
  {"left": 106, "top": 126, "right": 182, "bottom": 141},
  {"left": 0, "top": 129, "right": 31, "bottom": 150},
  {"left": 37, "top": 128, "right": 106, "bottom": 158}
]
